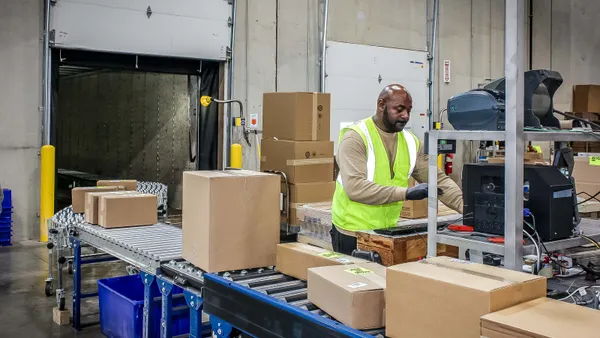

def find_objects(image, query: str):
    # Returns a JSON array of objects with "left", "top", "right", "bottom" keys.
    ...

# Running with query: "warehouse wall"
[{"left": 0, "top": 0, "right": 42, "bottom": 242}]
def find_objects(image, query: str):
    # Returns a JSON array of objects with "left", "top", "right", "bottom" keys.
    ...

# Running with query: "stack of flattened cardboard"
[{"left": 261, "top": 92, "right": 335, "bottom": 226}]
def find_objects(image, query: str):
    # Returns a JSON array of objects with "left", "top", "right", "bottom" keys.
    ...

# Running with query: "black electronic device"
[
  {"left": 462, "top": 163, "right": 575, "bottom": 241},
  {"left": 423, "top": 132, "right": 457, "bottom": 155},
  {"left": 447, "top": 69, "right": 563, "bottom": 131}
]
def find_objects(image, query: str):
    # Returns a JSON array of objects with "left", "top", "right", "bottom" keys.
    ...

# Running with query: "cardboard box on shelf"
[
  {"left": 71, "top": 186, "right": 122, "bottom": 213},
  {"left": 275, "top": 243, "right": 367, "bottom": 280},
  {"left": 572, "top": 85, "right": 600, "bottom": 113},
  {"left": 385, "top": 256, "right": 546, "bottom": 338},
  {"left": 85, "top": 191, "right": 138, "bottom": 225},
  {"left": 307, "top": 263, "right": 386, "bottom": 330},
  {"left": 182, "top": 170, "right": 280, "bottom": 273},
  {"left": 481, "top": 297, "right": 600, "bottom": 338},
  {"left": 401, "top": 178, "right": 427, "bottom": 219},
  {"left": 572, "top": 156, "right": 600, "bottom": 183},
  {"left": 486, "top": 152, "right": 545, "bottom": 165},
  {"left": 98, "top": 194, "right": 157, "bottom": 228},
  {"left": 263, "top": 92, "right": 330, "bottom": 141},
  {"left": 261, "top": 139, "right": 334, "bottom": 183},
  {"left": 96, "top": 179, "right": 138, "bottom": 191}
]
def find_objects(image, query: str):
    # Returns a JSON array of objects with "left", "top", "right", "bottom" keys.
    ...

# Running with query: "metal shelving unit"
[{"left": 425, "top": 0, "right": 600, "bottom": 270}]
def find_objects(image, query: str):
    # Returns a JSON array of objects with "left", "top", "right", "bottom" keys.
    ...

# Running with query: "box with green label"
[
  {"left": 275, "top": 243, "right": 367, "bottom": 281},
  {"left": 307, "top": 263, "right": 386, "bottom": 330},
  {"left": 573, "top": 156, "right": 600, "bottom": 196}
]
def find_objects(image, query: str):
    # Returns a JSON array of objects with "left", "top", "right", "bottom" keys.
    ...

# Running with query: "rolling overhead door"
[{"left": 50, "top": 0, "right": 232, "bottom": 60}]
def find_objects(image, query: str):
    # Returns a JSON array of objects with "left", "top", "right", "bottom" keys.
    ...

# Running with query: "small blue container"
[
  {"left": 1, "top": 189, "right": 11, "bottom": 209},
  {"left": 98, "top": 274, "right": 190, "bottom": 338}
]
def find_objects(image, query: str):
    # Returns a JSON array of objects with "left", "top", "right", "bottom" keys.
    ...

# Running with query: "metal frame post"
[
  {"left": 158, "top": 277, "right": 174, "bottom": 338},
  {"left": 427, "top": 131, "right": 439, "bottom": 257},
  {"left": 504, "top": 0, "right": 526, "bottom": 270},
  {"left": 141, "top": 272, "right": 156, "bottom": 338},
  {"left": 210, "top": 316, "right": 234, "bottom": 338},
  {"left": 184, "top": 290, "right": 204, "bottom": 338},
  {"left": 72, "top": 237, "right": 82, "bottom": 331}
]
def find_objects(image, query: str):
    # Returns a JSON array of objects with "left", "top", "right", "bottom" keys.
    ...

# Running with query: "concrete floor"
[{"left": 0, "top": 241, "right": 129, "bottom": 337}]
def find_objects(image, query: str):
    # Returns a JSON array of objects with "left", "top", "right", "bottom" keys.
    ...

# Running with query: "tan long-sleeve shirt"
[{"left": 337, "top": 120, "right": 463, "bottom": 213}]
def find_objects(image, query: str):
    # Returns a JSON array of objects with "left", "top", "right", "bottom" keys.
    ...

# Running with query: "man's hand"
[{"left": 405, "top": 183, "right": 444, "bottom": 201}]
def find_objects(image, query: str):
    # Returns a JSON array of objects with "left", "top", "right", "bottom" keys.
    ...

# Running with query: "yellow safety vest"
[{"left": 332, "top": 117, "right": 419, "bottom": 231}]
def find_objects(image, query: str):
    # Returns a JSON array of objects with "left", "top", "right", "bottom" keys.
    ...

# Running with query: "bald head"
[{"left": 375, "top": 84, "right": 413, "bottom": 133}]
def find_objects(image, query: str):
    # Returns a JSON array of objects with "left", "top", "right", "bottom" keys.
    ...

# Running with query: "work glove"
[{"left": 405, "top": 183, "right": 444, "bottom": 201}]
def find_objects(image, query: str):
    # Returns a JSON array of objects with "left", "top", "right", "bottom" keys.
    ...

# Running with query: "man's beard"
[{"left": 383, "top": 107, "right": 407, "bottom": 132}]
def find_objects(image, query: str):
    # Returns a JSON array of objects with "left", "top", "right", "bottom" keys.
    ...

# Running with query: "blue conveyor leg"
[
  {"left": 71, "top": 237, "right": 82, "bottom": 331},
  {"left": 184, "top": 289, "right": 204, "bottom": 338},
  {"left": 158, "top": 277, "right": 174, "bottom": 338},
  {"left": 210, "top": 316, "right": 234, "bottom": 338},
  {"left": 141, "top": 272, "right": 156, "bottom": 338}
]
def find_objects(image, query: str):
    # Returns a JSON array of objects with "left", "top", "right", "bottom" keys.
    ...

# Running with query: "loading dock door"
[
  {"left": 50, "top": 0, "right": 231, "bottom": 60},
  {"left": 325, "top": 41, "right": 429, "bottom": 150}
]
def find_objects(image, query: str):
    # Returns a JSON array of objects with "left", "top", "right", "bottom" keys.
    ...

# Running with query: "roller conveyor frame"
[{"left": 160, "top": 261, "right": 386, "bottom": 338}]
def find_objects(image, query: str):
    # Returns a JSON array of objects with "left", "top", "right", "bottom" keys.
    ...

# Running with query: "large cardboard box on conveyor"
[
  {"left": 261, "top": 139, "right": 334, "bottom": 183},
  {"left": 262, "top": 92, "right": 331, "bottom": 141},
  {"left": 85, "top": 191, "right": 140, "bottom": 225},
  {"left": 308, "top": 263, "right": 386, "bottom": 330},
  {"left": 481, "top": 297, "right": 600, "bottom": 338},
  {"left": 182, "top": 170, "right": 280, "bottom": 273},
  {"left": 275, "top": 243, "right": 367, "bottom": 280},
  {"left": 385, "top": 256, "right": 547, "bottom": 338},
  {"left": 71, "top": 186, "right": 123, "bottom": 213},
  {"left": 98, "top": 193, "right": 157, "bottom": 228}
]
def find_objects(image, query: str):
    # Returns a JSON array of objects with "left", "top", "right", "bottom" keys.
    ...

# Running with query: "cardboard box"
[
  {"left": 98, "top": 194, "right": 157, "bottom": 228},
  {"left": 263, "top": 92, "right": 330, "bottom": 141},
  {"left": 96, "top": 179, "right": 138, "bottom": 191},
  {"left": 275, "top": 243, "right": 367, "bottom": 280},
  {"left": 283, "top": 182, "right": 335, "bottom": 225},
  {"left": 85, "top": 191, "right": 138, "bottom": 224},
  {"left": 573, "top": 84, "right": 600, "bottom": 113},
  {"left": 261, "top": 139, "right": 334, "bottom": 183},
  {"left": 385, "top": 257, "right": 547, "bottom": 338},
  {"left": 182, "top": 170, "right": 280, "bottom": 273},
  {"left": 71, "top": 186, "right": 121, "bottom": 213},
  {"left": 481, "top": 297, "right": 600, "bottom": 338},
  {"left": 308, "top": 263, "right": 386, "bottom": 330},
  {"left": 487, "top": 152, "right": 545, "bottom": 165},
  {"left": 572, "top": 156, "right": 600, "bottom": 183},
  {"left": 401, "top": 179, "right": 427, "bottom": 219}
]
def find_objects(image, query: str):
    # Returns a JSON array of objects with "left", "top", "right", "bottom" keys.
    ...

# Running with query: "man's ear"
[{"left": 377, "top": 98, "right": 385, "bottom": 111}]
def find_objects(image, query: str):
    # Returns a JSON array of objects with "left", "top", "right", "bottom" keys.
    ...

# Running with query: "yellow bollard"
[
  {"left": 230, "top": 143, "right": 243, "bottom": 169},
  {"left": 40, "top": 145, "right": 55, "bottom": 242},
  {"left": 437, "top": 154, "right": 444, "bottom": 170}
]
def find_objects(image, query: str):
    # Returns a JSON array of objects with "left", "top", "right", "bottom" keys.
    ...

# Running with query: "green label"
[
  {"left": 345, "top": 267, "right": 373, "bottom": 275},
  {"left": 589, "top": 156, "right": 600, "bottom": 166},
  {"left": 319, "top": 252, "right": 342, "bottom": 259}
]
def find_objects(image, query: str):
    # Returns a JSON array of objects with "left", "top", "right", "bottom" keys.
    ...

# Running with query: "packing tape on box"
[
  {"left": 286, "top": 158, "right": 334, "bottom": 166},
  {"left": 419, "top": 259, "right": 518, "bottom": 283},
  {"left": 344, "top": 267, "right": 386, "bottom": 287},
  {"left": 312, "top": 94, "right": 319, "bottom": 140},
  {"left": 261, "top": 156, "right": 267, "bottom": 162}
]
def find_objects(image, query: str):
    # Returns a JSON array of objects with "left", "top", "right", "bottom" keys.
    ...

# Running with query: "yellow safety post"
[
  {"left": 40, "top": 145, "right": 55, "bottom": 242},
  {"left": 437, "top": 154, "right": 444, "bottom": 170},
  {"left": 230, "top": 143, "right": 243, "bottom": 169}
]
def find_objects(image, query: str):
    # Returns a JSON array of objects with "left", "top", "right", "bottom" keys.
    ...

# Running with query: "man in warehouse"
[{"left": 331, "top": 84, "right": 464, "bottom": 254}]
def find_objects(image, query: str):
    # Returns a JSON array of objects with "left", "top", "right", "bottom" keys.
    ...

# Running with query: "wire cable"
[
  {"left": 577, "top": 191, "right": 600, "bottom": 205},
  {"left": 580, "top": 234, "right": 600, "bottom": 249},
  {"left": 523, "top": 230, "right": 541, "bottom": 273},
  {"left": 553, "top": 109, "right": 600, "bottom": 130}
]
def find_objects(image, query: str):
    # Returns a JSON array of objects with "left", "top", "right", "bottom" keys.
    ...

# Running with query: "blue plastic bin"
[
  {"left": 98, "top": 274, "right": 190, "bottom": 338},
  {"left": 1, "top": 189, "right": 11, "bottom": 209}
]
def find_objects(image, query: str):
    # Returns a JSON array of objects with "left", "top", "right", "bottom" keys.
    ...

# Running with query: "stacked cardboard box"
[
  {"left": 98, "top": 193, "right": 157, "bottom": 228},
  {"left": 261, "top": 92, "right": 335, "bottom": 225},
  {"left": 571, "top": 85, "right": 600, "bottom": 153},
  {"left": 71, "top": 186, "right": 123, "bottom": 213}
]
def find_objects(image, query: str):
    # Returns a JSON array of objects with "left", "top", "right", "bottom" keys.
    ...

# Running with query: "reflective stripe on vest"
[{"left": 336, "top": 121, "right": 418, "bottom": 187}]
